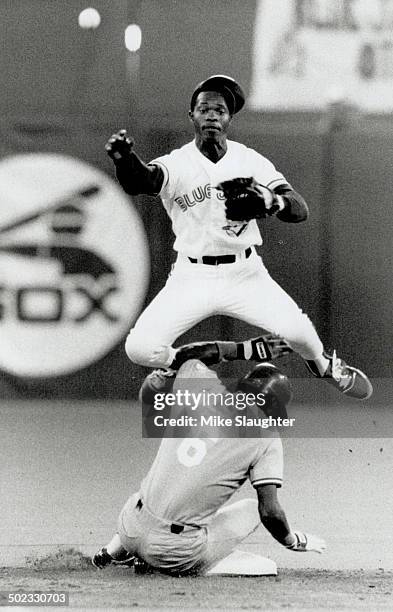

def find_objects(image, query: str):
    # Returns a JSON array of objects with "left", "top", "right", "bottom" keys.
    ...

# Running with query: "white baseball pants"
[
  {"left": 118, "top": 493, "right": 269, "bottom": 575},
  {"left": 125, "top": 250, "right": 324, "bottom": 367}
]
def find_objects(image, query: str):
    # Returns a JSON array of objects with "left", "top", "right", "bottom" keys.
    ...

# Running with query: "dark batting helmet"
[
  {"left": 190, "top": 74, "right": 245, "bottom": 115},
  {"left": 237, "top": 363, "right": 292, "bottom": 419}
]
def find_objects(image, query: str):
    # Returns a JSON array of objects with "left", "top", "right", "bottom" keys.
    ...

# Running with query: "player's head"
[
  {"left": 237, "top": 363, "right": 292, "bottom": 420},
  {"left": 189, "top": 75, "right": 245, "bottom": 142},
  {"left": 190, "top": 75, "right": 245, "bottom": 115}
]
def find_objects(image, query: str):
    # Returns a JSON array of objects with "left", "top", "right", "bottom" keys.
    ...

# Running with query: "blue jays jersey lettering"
[
  {"left": 173, "top": 183, "right": 224, "bottom": 211},
  {"left": 151, "top": 140, "right": 287, "bottom": 257}
]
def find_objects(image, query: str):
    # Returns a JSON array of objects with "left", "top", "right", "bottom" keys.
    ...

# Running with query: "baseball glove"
[{"left": 216, "top": 177, "right": 281, "bottom": 222}]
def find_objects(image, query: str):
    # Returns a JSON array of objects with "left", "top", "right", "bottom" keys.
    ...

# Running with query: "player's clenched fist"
[
  {"left": 286, "top": 531, "right": 326, "bottom": 554},
  {"left": 105, "top": 129, "right": 134, "bottom": 162}
]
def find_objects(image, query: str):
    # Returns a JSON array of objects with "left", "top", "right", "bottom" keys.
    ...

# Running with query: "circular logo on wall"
[{"left": 0, "top": 153, "right": 150, "bottom": 377}]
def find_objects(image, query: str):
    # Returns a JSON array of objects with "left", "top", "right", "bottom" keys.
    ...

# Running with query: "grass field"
[{"left": 0, "top": 549, "right": 392, "bottom": 611}]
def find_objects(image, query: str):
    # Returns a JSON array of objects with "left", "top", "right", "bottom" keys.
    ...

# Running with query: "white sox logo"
[{"left": 0, "top": 153, "right": 150, "bottom": 378}]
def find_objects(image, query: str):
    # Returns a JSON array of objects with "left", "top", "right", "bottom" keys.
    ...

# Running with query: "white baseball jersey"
[
  {"left": 139, "top": 361, "right": 283, "bottom": 526},
  {"left": 150, "top": 139, "right": 287, "bottom": 257}
]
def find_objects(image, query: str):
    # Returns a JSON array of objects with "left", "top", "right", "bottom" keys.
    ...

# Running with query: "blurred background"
[{"left": 1, "top": 0, "right": 392, "bottom": 570}]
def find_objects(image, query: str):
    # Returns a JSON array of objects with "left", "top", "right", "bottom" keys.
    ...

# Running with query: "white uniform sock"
[{"left": 106, "top": 533, "right": 128, "bottom": 559}]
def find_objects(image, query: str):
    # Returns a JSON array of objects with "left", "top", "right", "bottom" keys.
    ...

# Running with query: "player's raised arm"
[
  {"left": 272, "top": 183, "right": 309, "bottom": 223},
  {"left": 105, "top": 129, "right": 164, "bottom": 196},
  {"left": 256, "top": 483, "right": 326, "bottom": 553}
]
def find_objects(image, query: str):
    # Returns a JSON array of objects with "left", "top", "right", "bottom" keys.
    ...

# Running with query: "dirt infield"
[
  {"left": 2, "top": 402, "right": 392, "bottom": 609},
  {"left": 0, "top": 550, "right": 392, "bottom": 610}
]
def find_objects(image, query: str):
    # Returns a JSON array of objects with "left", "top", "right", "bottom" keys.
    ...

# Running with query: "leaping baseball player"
[
  {"left": 92, "top": 359, "right": 326, "bottom": 575},
  {"left": 105, "top": 74, "right": 372, "bottom": 400}
]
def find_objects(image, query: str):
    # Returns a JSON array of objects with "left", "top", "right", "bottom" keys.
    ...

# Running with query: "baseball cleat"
[
  {"left": 92, "top": 547, "right": 135, "bottom": 569},
  {"left": 92, "top": 547, "right": 112, "bottom": 569},
  {"left": 133, "top": 555, "right": 154, "bottom": 574},
  {"left": 307, "top": 351, "right": 373, "bottom": 400}
]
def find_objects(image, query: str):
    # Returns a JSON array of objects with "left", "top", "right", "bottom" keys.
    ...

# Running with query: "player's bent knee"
[
  {"left": 216, "top": 498, "right": 260, "bottom": 538},
  {"left": 125, "top": 331, "right": 157, "bottom": 365},
  {"left": 125, "top": 331, "right": 172, "bottom": 367},
  {"left": 220, "top": 498, "right": 258, "bottom": 519},
  {"left": 125, "top": 331, "right": 146, "bottom": 364},
  {"left": 234, "top": 498, "right": 259, "bottom": 516}
]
